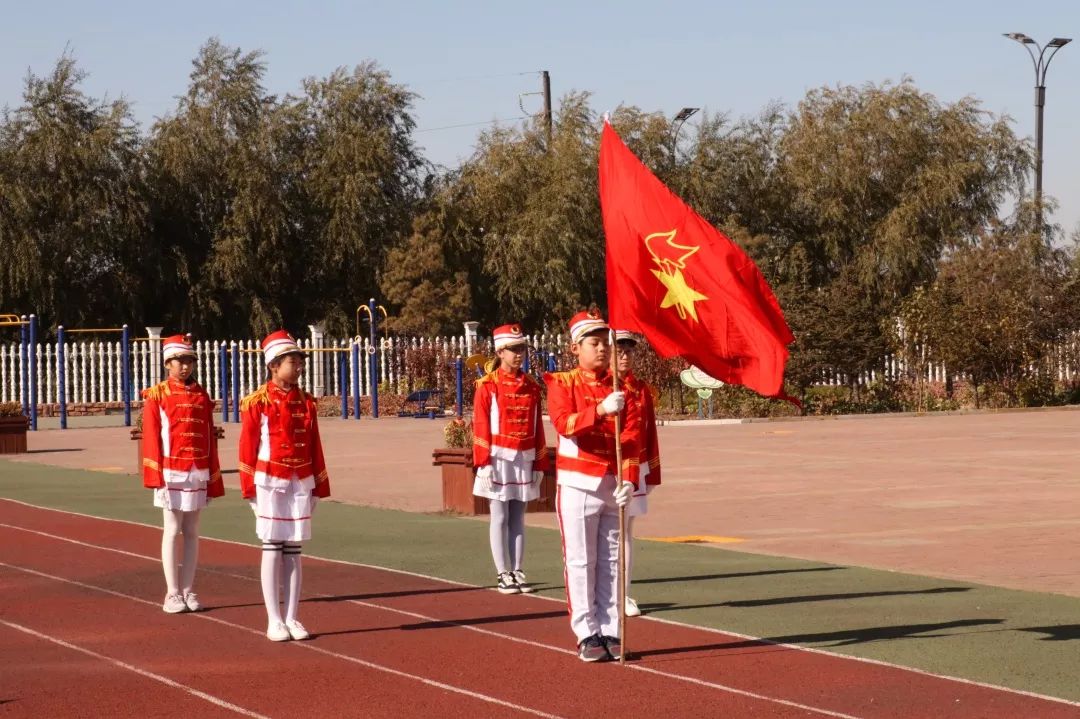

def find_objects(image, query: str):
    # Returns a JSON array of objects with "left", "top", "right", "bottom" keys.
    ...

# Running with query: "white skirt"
[
  {"left": 473, "top": 453, "right": 540, "bottom": 503},
  {"left": 253, "top": 475, "right": 316, "bottom": 542},
  {"left": 153, "top": 468, "right": 210, "bottom": 512}
]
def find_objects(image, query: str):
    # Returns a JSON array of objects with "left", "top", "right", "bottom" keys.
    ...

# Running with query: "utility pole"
[{"left": 542, "top": 70, "right": 552, "bottom": 149}]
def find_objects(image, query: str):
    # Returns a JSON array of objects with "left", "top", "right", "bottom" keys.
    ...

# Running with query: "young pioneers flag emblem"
[{"left": 599, "top": 121, "right": 795, "bottom": 399}]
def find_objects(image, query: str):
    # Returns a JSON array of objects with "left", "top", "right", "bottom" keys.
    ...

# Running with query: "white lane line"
[
  {"left": 5, "top": 498, "right": 1080, "bottom": 710},
  {"left": 2, "top": 524, "right": 858, "bottom": 719},
  {"left": 0, "top": 561, "right": 563, "bottom": 719},
  {"left": 0, "top": 618, "right": 270, "bottom": 719}
]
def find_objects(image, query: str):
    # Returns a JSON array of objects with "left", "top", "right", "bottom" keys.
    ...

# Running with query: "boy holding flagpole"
[{"left": 545, "top": 310, "right": 641, "bottom": 662}]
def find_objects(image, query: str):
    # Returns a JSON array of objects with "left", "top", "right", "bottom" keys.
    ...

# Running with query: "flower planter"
[
  {"left": 132, "top": 425, "right": 226, "bottom": 475},
  {"left": 0, "top": 415, "right": 29, "bottom": 454},
  {"left": 432, "top": 447, "right": 557, "bottom": 515}
]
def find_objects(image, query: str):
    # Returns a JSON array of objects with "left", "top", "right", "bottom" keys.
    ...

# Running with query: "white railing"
[{"left": 1, "top": 330, "right": 1077, "bottom": 407}]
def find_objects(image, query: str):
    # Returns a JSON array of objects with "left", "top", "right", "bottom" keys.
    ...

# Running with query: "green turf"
[{"left": 3, "top": 459, "right": 1079, "bottom": 702}]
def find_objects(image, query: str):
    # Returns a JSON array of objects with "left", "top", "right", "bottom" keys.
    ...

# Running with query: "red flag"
[{"left": 600, "top": 122, "right": 795, "bottom": 398}]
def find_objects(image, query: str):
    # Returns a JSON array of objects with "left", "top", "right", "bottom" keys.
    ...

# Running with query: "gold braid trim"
[
  {"left": 141, "top": 381, "right": 170, "bottom": 402},
  {"left": 240, "top": 386, "right": 270, "bottom": 411}
]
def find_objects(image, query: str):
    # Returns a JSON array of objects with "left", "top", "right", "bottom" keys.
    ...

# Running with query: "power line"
[{"left": 415, "top": 115, "right": 529, "bottom": 133}]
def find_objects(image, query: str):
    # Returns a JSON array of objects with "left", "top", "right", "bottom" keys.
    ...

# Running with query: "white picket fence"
[
  {"left": 0, "top": 330, "right": 1077, "bottom": 407},
  {"left": 0, "top": 334, "right": 516, "bottom": 405}
]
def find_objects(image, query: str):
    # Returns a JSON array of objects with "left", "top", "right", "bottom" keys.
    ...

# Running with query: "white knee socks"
[
  {"left": 282, "top": 543, "right": 303, "bottom": 623},
  {"left": 161, "top": 510, "right": 182, "bottom": 595},
  {"left": 261, "top": 542, "right": 284, "bottom": 624},
  {"left": 179, "top": 511, "right": 200, "bottom": 594}
]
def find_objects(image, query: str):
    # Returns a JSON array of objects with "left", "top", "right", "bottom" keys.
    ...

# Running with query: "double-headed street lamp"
[{"left": 1003, "top": 33, "right": 1072, "bottom": 226}]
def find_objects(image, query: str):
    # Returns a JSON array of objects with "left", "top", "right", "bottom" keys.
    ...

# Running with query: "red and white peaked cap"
[
  {"left": 162, "top": 334, "right": 196, "bottom": 362},
  {"left": 613, "top": 329, "right": 639, "bottom": 345},
  {"left": 261, "top": 330, "right": 304, "bottom": 365},
  {"left": 568, "top": 309, "right": 609, "bottom": 344},
  {"left": 493, "top": 323, "right": 527, "bottom": 352}
]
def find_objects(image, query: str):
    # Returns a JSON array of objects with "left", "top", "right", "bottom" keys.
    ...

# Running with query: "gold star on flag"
[{"left": 651, "top": 267, "right": 709, "bottom": 321}]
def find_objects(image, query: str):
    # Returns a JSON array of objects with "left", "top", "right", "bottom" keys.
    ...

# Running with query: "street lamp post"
[
  {"left": 670, "top": 107, "right": 700, "bottom": 161},
  {"left": 1003, "top": 33, "right": 1072, "bottom": 227}
]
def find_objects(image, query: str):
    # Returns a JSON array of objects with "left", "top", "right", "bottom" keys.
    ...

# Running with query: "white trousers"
[{"left": 556, "top": 475, "right": 621, "bottom": 642}]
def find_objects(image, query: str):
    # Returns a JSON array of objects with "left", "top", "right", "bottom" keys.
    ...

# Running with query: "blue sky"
[{"left": 2, "top": 0, "right": 1077, "bottom": 235}]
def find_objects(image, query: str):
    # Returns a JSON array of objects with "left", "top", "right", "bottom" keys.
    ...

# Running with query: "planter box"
[
  {"left": 432, "top": 447, "right": 557, "bottom": 515},
  {"left": 131, "top": 425, "right": 226, "bottom": 475},
  {"left": 0, "top": 415, "right": 29, "bottom": 454}
]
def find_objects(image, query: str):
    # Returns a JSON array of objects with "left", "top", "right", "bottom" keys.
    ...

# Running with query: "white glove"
[
  {"left": 613, "top": 481, "right": 635, "bottom": 507},
  {"left": 476, "top": 464, "right": 495, "bottom": 492},
  {"left": 598, "top": 391, "right": 625, "bottom": 416},
  {"left": 531, "top": 470, "right": 544, "bottom": 486}
]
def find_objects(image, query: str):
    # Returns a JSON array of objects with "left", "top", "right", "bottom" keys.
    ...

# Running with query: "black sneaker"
[
  {"left": 578, "top": 634, "right": 608, "bottom": 662},
  {"left": 601, "top": 635, "right": 622, "bottom": 660},
  {"left": 496, "top": 572, "right": 520, "bottom": 595}
]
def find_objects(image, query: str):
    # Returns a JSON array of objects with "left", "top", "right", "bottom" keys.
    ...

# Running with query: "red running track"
[{"left": 1, "top": 499, "right": 1078, "bottom": 719}]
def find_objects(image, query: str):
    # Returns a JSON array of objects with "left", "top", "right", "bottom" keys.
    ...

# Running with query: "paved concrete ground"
[{"left": 9, "top": 407, "right": 1080, "bottom": 596}]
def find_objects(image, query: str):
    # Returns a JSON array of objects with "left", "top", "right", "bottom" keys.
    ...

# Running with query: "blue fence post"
[
  {"left": 230, "top": 342, "right": 240, "bottom": 424},
  {"left": 369, "top": 297, "right": 379, "bottom": 419},
  {"left": 546, "top": 351, "right": 557, "bottom": 373},
  {"left": 351, "top": 341, "right": 361, "bottom": 421},
  {"left": 523, "top": 348, "right": 530, "bottom": 374},
  {"left": 121, "top": 325, "right": 131, "bottom": 427},
  {"left": 455, "top": 356, "right": 464, "bottom": 419},
  {"left": 218, "top": 344, "right": 229, "bottom": 424},
  {"left": 28, "top": 314, "right": 37, "bottom": 431},
  {"left": 339, "top": 347, "right": 348, "bottom": 419},
  {"left": 19, "top": 316, "right": 28, "bottom": 416},
  {"left": 57, "top": 326, "right": 67, "bottom": 429}
]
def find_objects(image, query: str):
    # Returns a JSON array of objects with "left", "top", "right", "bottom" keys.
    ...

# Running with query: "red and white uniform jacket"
[
  {"left": 238, "top": 382, "right": 331, "bottom": 500},
  {"left": 141, "top": 378, "right": 224, "bottom": 496},
  {"left": 544, "top": 367, "right": 640, "bottom": 491},
  {"left": 624, "top": 371, "right": 661, "bottom": 488},
  {"left": 472, "top": 368, "right": 550, "bottom": 471}
]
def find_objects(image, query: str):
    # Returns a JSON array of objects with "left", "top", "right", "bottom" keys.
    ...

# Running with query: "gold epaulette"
[
  {"left": 240, "top": 385, "right": 270, "bottom": 411},
  {"left": 476, "top": 371, "right": 497, "bottom": 389},
  {"left": 141, "top": 381, "right": 170, "bottom": 402},
  {"left": 544, "top": 370, "right": 575, "bottom": 387}
]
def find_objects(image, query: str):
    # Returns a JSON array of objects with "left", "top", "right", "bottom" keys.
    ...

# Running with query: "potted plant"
[
  {"left": 432, "top": 418, "right": 488, "bottom": 515},
  {"left": 432, "top": 417, "right": 556, "bottom": 514},
  {"left": 0, "top": 402, "right": 29, "bottom": 454}
]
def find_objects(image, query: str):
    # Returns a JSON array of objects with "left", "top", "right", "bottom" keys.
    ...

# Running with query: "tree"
[
  {"left": 0, "top": 54, "right": 148, "bottom": 330},
  {"left": 900, "top": 211, "right": 1070, "bottom": 406},
  {"left": 147, "top": 40, "right": 426, "bottom": 337}
]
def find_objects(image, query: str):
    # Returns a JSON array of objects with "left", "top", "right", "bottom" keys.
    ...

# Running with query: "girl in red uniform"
[
  {"left": 472, "top": 324, "right": 549, "bottom": 594},
  {"left": 238, "top": 331, "right": 331, "bottom": 641},
  {"left": 141, "top": 334, "right": 224, "bottom": 614}
]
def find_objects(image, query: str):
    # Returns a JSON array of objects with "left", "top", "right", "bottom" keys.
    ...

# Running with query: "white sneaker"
[
  {"left": 183, "top": 593, "right": 202, "bottom": 612},
  {"left": 285, "top": 620, "right": 310, "bottom": 640},
  {"left": 162, "top": 593, "right": 187, "bottom": 614},
  {"left": 512, "top": 570, "right": 536, "bottom": 594},
  {"left": 266, "top": 622, "right": 291, "bottom": 642},
  {"left": 625, "top": 597, "right": 641, "bottom": 617}
]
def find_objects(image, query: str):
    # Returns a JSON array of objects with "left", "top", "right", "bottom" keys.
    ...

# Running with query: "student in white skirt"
[
  {"left": 472, "top": 323, "right": 549, "bottom": 594},
  {"left": 613, "top": 331, "right": 662, "bottom": 617},
  {"left": 141, "top": 334, "right": 224, "bottom": 614},
  {"left": 238, "top": 330, "right": 331, "bottom": 642}
]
